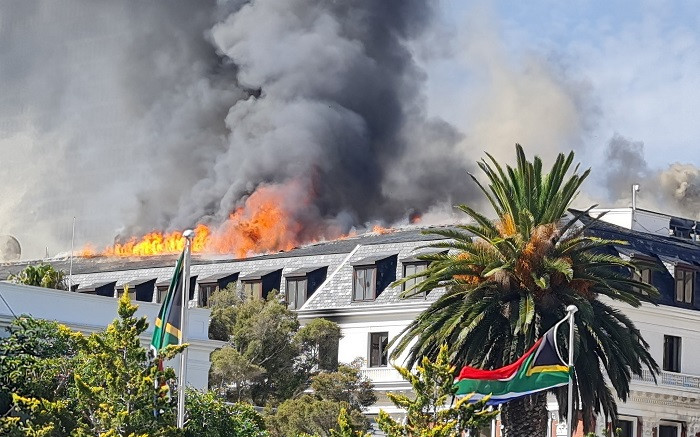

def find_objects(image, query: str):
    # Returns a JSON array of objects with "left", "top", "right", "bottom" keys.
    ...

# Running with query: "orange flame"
[
  {"left": 80, "top": 182, "right": 404, "bottom": 259},
  {"left": 372, "top": 225, "right": 394, "bottom": 235},
  {"left": 81, "top": 184, "right": 306, "bottom": 258}
]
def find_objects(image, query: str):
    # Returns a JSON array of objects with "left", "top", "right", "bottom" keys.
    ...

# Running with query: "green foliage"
[
  {"left": 310, "top": 366, "right": 376, "bottom": 410},
  {"left": 209, "top": 289, "right": 343, "bottom": 405},
  {"left": 0, "top": 317, "right": 82, "bottom": 414},
  {"left": 208, "top": 283, "right": 239, "bottom": 341},
  {"left": 296, "top": 318, "right": 342, "bottom": 371},
  {"left": 265, "top": 368, "right": 374, "bottom": 437},
  {"left": 0, "top": 292, "right": 185, "bottom": 436},
  {"left": 8, "top": 263, "right": 67, "bottom": 290},
  {"left": 209, "top": 290, "right": 302, "bottom": 404},
  {"left": 376, "top": 345, "right": 497, "bottom": 437},
  {"left": 265, "top": 395, "right": 366, "bottom": 437},
  {"left": 390, "top": 145, "right": 658, "bottom": 435},
  {"left": 329, "top": 409, "right": 370, "bottom": 437},
  {"left": 210, "top": 346, "right": 266, "bottom": 402},
  {"left": 185, "top": 389, "right": 268, "bottom": 437}
]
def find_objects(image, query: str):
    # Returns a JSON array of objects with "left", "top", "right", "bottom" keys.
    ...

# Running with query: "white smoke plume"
[{"left": 604, "top": 133, "right": 700, "bottom": 219}]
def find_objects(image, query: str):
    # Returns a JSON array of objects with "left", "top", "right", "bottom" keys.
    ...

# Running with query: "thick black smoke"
[
  {"left": 168, "top": 0, "right": 474, "bottom": 232},
  {"left": 0, "top": 0, "right": 476, "bottom": 257}
]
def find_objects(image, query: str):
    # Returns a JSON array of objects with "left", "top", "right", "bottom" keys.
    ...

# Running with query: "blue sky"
[{"left": 423, "top": 0, "right": 700, "bottom": 173}]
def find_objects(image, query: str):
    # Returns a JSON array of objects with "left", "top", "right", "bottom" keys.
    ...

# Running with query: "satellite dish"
[{"left": 0, "top": 235, "right": 21, "bottom": 261}]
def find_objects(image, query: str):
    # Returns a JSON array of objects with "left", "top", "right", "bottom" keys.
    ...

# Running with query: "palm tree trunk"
[{"left": 500, "top": 392, "right": 548, "bottom": 437}]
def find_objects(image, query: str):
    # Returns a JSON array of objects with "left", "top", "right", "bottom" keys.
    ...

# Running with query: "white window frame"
[
  {"left": 674, "top": 267, "right": 695, "bottom": 305},
  {"left": 286, "top": 277, "right": 308, "bottom": 310},
  {"left": 353, "top": 265, "right": 377, "bottom": 302},
  {"left": 402, "top": 261, "right": 429, "bottom": 298}
]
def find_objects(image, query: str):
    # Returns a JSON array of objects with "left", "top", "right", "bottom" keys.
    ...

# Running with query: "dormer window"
[
  {"left": 286, "top": 277, "right": 307, "bottom": 309},
  {"left": 351, "top": 254, "right": 397, "bottom": 302},
  {"left": 242, "top": 280, "right": 263, "bottom": 299},
  {"left": 197, "top": 272, "right": 239, "bottom": 307},
  {"left": 77, "top": 281, "right": 116, "bottom": 298},
  {"left": 400, "top": 249, "right": 443, "bottom": 298},
  {"left": 353, "top": 265, "right": 377, "bottom": 301},
  {"left": 240, "top": 269, "right": 282, "bottom": 300},
  {"left": 402, "top": 262, "right": 429, "bottom": 297},
  {"left": 284, "top": 267, "right": 327, "bottom": 310},
  {"left": 675, "top": 267, "right": 695, "bottom": 305},
  {"left": 155, "top": 276, "right": 197, "bottom": 303},
  {"left": 117, "top": 278, "right": 156, "bottom": 302},
  {"left": 632, "top": 267, "right": 652, "bottom": 295}
]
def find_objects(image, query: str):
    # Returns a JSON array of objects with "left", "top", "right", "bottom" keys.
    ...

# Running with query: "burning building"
[{"left": 2, "top": 208, "right": 700, "bottom": 436}]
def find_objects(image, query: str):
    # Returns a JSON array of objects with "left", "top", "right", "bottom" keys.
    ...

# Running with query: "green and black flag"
[{"left": 150, "top": 252, "right": 184, "bottom": 358}]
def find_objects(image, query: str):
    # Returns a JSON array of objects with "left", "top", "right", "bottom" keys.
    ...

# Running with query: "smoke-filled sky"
[{"left": 1, "top": 0, "right": 699, "bottom": 259}]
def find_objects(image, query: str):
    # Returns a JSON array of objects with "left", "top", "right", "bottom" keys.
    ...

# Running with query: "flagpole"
[
  {"left": 566, "top": 305, "right": 578, "bottom": 437},
  {"left": 177, "top": 229, "right": 194, "bottom": 429}
]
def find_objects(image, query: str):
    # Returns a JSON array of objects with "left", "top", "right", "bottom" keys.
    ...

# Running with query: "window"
[
  {"left": 632, "top": 267, "right": 651, "bottom": 284},
  {"left": 243, "top": 280, "right": 263, "bottom": 299},
  {"left": 369, "top": 332, "right": 388, "bottom": 367},
  {"left": 353, "top": 266, "right": 377, "bottom": 301},
  {"left": 157, "top": 285, "right": 169, "bottom": 303},
  {"left": 117, "top": 286, "right": 136, "bottom": 301},
  {"left": 286, "top": 278, "right": 307, "bottom": 310},
  {"left": 616, "top": 419, "right": 634, "bottom": 437},
  {"left": 632, "top": 267, "right": 652, "bottom": 294},
  {"left": 674, "top": 268, "right": 694, "bottom": 304},
  {"left": 663, "top": 335, "right": 681, "bottom": 373},
  {"left": 403, "top": 262, "right": 429, "bottom": 297},
  {"left": 199, "top": 283, "right": 217, "bottom": 308},
  {"left": 659, "top": 423, "right": 681, "bottom": 437}
]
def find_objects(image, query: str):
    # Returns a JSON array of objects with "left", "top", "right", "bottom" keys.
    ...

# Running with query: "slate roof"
[
  {"left": 3, "top": 216, "right": 699, "bottom": 313},
  {"left": 580, "top": 215, "right": 700, "bottom": 266},
  {"left": 0, "top": 226, "right": 447, "bottom": 278}
]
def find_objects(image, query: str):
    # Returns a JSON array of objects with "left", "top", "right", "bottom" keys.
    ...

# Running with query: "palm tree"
[
  {"left": 8, "top": 263, "right": 67, "bottom": 290},
  {"left": 391, "top": 145, "right": 659, "bottom": 436}
]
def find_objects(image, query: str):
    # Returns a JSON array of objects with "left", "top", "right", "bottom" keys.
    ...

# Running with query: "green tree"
[
  {"left": 208, "top": 283, "right": 239, "bottom": 342},
  {"left": 376, "top": 345, "right": 497, "bottom": 437},
  {"left": 265, "top": 396, "right": 366, "bottom": 437},
  {"left": 209, "top": 290, "right": 302, "bottom": 405},
  {"left": 185, "top": 389, "right": 268, "bottom": 437},
  {"left": 0, "top": 292, "right": 184, "bottom": 436},
  {"left": 0, "top": 317, "right": 82, "bottom": 415},
  {"left": 391, "top": 145, "right": 658, "bottom": 436},
  {"left": 310, "top": 366, "right": 376, "bottom": 411},
  {"left": 209, "top": 289, "right": 343, "bottom": 405},
  {"left": 329, "top": 408, "right": 370, "bottom": 437},
  {"left": 296, "top": 318, "right": 342, "bottom": 372},
  {"left": 265, "top": 368, "right": 374, "bottom": 437},
  {"left": 8, "top": 263, "right": 67, "bottom": 290}
]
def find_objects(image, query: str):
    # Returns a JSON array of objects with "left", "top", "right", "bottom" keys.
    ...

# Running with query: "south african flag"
[
  {"left": 454, "top": 324, "right": 571, "bottom": 405},
  {"left": 150, "top": 253, "right": 184, "bottom": 357}
]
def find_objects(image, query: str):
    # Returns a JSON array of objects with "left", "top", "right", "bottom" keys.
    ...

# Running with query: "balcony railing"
[
  {"left": 632, "top": 368, "right": 700, "bottom": 390},
  {"left": 359, "top": 367, "right": 404, "bottom": 383}
]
